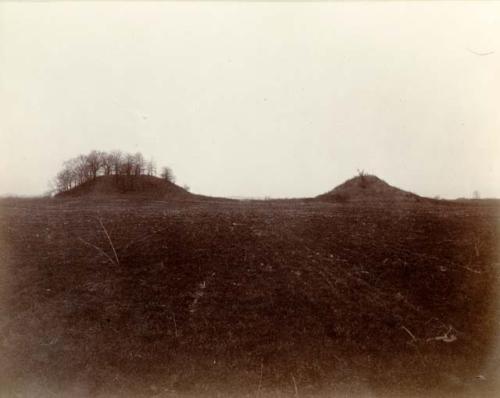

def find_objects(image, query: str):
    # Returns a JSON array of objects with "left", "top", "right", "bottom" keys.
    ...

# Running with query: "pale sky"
[{"left": 1, "top": 1, "right": 499, "bottom": 199}]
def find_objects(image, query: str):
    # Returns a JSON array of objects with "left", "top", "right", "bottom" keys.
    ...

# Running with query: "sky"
[{"left": 0, "top": 1, "right": 499, "bottom": 199}]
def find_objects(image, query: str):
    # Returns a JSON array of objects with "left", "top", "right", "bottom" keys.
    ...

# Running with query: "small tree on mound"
[
  {"left": 100, "top": 152, "right": 113, "bottom": 176},
  {"left": 357, "top": 169, "right": 367, "bottom": 188},
  {"left": 133, "top": 152, "right": 145, "bottom": 176},
  {"left": 122, "top": 154, "right": 135, "bottom": 176},
  {"left": 86, "top": 150, "right": 102, "bottom": 180},
  {"left": 146, "top": 158, "right": 157, "bottom": 176},
  {"left": 109, "top": 150, "right": 123, "bottom": 176},
  {"left": 161, "top": 166, "right": 175, "bottom": 183}
]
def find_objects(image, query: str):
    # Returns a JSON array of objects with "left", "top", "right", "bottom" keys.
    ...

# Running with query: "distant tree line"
[{"left": 55, "top": 150, "right": 175, "bottom": 193}]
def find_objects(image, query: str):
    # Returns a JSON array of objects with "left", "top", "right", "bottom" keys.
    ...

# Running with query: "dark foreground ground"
[{"left": 0, "top": 198, "right": 499, "bottom": 397}]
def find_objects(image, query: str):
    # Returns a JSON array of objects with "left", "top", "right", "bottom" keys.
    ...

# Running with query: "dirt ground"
[{"left": 0, "top": 197, "right": 499, "bottom": 397}]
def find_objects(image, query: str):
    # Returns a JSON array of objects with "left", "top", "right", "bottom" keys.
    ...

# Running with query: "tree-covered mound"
[{"left": 55, "top": 175, "right": 201, "bottom": 200}]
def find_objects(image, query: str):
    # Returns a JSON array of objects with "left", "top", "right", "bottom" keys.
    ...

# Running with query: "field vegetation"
[{"left": 0, "top": 175, "right": 499, "bottom": 397}]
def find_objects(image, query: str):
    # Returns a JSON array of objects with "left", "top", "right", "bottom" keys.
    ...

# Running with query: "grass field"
[{"left": 0, "top": 197, "right": 499, "bottom": 397}]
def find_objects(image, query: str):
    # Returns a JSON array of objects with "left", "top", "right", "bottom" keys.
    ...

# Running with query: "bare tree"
[
  {"left": 357, "top": 169, "right": 366, "bottom": 177},
  {"left": 473, "top": 190, "right": 480, "bottom": 199},
  {"left": 133, "top": 152, "right": 145, "bottom": 176},
  {"left": 86, "top": 150, "right": 102, "bottom": 180},
  {"left": 146, "top": 159, "right": 157, "bottom": 176},
  {"left": 108, "top": 150, "right": 123, "bottom": 175},
  {"left": 61, "top": 159, "right": 77, "bottom": 188},
  {"left": 55, "top": 167, "right": 74, "bottom": 192},
  {"left": 357, "top": 168, "right": 367, "bottom": 188},
  {"left": 100, "top": 152, "right": 113, "bottom": 176},
  {"left": 161, "top": 166, "right": 175, "bottom": 183},
  {"left": 68, "top": 155, "right": 91, "bottom": 185},
  {"left": 122, "top": 153, "right": 135, "bottom": 176}
]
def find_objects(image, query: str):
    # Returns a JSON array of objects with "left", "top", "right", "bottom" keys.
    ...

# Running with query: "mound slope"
[
  {"left": 55, "top": 175, "right": 201, "bottom": 200},
  {"left": 316, "top": 174, "right": 423, "bottom": 203}
]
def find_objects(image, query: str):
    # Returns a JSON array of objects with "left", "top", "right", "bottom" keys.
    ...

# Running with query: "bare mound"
[
  {"left": 55, "top": 175, "right": 202, "bottom": 200},
  {"left": 316, "top": 174, "right": 423, "bottom": 203}
]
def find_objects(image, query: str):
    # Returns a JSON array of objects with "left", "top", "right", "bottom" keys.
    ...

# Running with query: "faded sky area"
[{"left": 0, "top": 1, "right": 499, "bottom": 199}]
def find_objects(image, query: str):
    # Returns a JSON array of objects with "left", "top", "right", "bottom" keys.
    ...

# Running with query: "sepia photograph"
[{"left": 0, "top": 1, "right": 499, "bottom": 397}]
